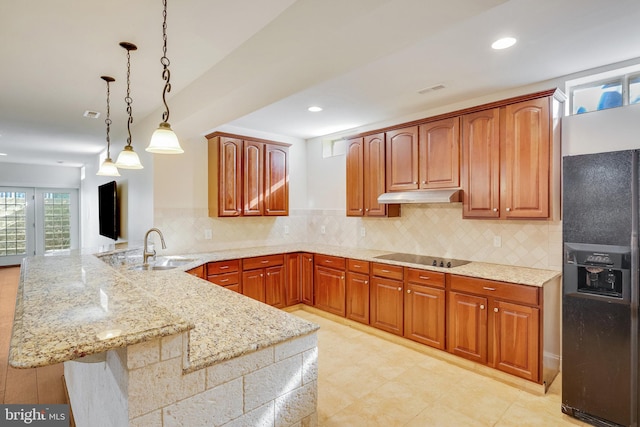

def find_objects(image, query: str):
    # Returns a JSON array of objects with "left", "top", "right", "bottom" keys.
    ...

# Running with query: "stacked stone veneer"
[{"left": 64, "top": 331, "right": 318, "bottom": 427}]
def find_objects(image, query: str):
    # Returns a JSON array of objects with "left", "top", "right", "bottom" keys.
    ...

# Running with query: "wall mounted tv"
[{"left": 98, "top": 180, "right": 119, "bottom": 240}]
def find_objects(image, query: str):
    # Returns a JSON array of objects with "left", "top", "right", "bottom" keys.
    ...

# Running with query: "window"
[
  {"left": 0, "top": 191, "right": 29, "bottom": 257},
  {"left": 567, "top": 64, "right": 640, "bottom": 115},
  {"left": 43, "top": 192, "right": 72, "bottom": 252}
]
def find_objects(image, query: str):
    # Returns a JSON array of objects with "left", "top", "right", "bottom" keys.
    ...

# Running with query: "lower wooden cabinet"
[
  {"left": 346, "top": 258, "right": 370, "bottom": 324},
  {"left": 207, "top": 260, "right": 241, "bottom": 293},
  {"left": 186, "top": 265, "right": 205, "bottom": 279},
  {"left": 285, "top": 252, "right": 314, "bottom": 306},
  {"left": 448, "top": 274, "right": 541, "bottom": 382},
  {"left": 314, "top": 255, "right": 346, "bottom": 317},
  {"left": 370, "top": 263, "right": 404, "bottom": 336},
  {"left": 403, "top": 269, "right": 445, "bottom": 350},
  {"left": 242, "top": 255, "right": 285, "bottom": 308}
]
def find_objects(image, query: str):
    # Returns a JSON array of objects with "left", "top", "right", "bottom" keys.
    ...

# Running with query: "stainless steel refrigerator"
[{"left": 562, "top": 149, "right": 639, "bottom": 427}]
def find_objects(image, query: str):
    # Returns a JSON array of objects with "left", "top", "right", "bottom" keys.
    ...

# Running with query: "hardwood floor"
[{"left": 0, "top": 266, "right": 66, "bottom": 405}]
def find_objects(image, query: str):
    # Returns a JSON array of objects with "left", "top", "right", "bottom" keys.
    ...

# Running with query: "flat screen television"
[{"left": 98, "top": 180, "right": 119, "bottom": 240}]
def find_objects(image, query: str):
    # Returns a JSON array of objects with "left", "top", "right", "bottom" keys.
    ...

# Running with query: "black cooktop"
[{"left": 374, "top": 252, "right": 470, "bottom": 268}]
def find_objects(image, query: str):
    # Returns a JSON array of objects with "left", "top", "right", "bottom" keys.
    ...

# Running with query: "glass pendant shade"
[
  {"left": 115, "top": 145, "right": 144, "bottom": 169},
  {"left": 147, "top": 122, "right": 184, "bottom": 154},
  {"left": 97, "top": 157, "right": 120, "bottom": 176}
]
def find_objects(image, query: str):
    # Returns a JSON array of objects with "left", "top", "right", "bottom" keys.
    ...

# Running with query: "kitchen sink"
[{"left": 129, "top": 256, "right": 198, "bottom": 271}]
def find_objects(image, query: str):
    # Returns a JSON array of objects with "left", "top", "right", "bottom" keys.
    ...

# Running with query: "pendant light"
[
  {"left": 96, "top": 76, "right": 120, "bottom": 177},
  {"left": 146, "top": 0, "right": 184, "bottom": 154},
  {"left": 115, "top": 42, "right": 144, "bottom": 169}
]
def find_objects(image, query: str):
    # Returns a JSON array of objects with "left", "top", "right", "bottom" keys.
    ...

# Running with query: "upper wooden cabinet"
[
  {"left": 418, "top": 117, "right": 460, "bottom": 189},
  {"left": 386, "top": 126, "right": 419, "bottom": 191},
  {"left": 346, "top": 134, "right": 399, "bottom": 217},
  {"left": 207, "top": 133, "right": 290, "bottom": 217},
  {"left": 462, "top": 92, "right": 563, "bottom": 220}
]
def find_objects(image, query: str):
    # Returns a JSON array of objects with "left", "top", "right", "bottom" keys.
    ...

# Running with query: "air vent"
[
  {"left": 418, "top": 84, "right": 446, "bottom": 95},
  {"left": 83, "top": 110, "right": 101, "bottom": 119}
]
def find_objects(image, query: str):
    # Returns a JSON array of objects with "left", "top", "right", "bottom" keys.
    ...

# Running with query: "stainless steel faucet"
[{"left": 143, "top": 228, "right": 167, "bottom": 266}]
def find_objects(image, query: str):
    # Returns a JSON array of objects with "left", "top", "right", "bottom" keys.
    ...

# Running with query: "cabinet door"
[
  {"left": 461, "top": 109, "right": 500, "bottom": 218},
  {"left": 301, "top": 253, "right": 314, "bottom": 305},
  {"left": 242, "top": 269, "right": 265, "bottom": 303},
  {"left": 448, "top": 291, "right": 488, "bottom": 364},
  {"left": 404, "top": 283, "right": 445, "bottom": 350},
  {"left": 265, "top": 265, "right": 286, "bottom": 308},
  {"left": 243, "top": 140, "right": 264, "bottom": 216},
  {"left": 264, "top": 144, "right": 289, "bottom": 216},
  {"left": 346, "top": 271, "right": 370, "bottom": 324},
  {"left": 503, "top": 97, "right": 550, "bottom": 219},
  {"left": 346, "top": 138, "right": 364, "bottom": 216},
  {"left": 186, "top": 265, "right": 205, "bottom": 279},
  {"left": 419, "top": 117, "right": 460, "bottom": 189},
  {"left": 314, "top": 265, "right": 345, "bottom": 316},
  {"left": 363, "top": 133, "right": 388, "bottom": 216},
  {"left": 386, "top": 126, "right": 419, "bottom": 191},
  {"left": 218, "top": 137, "right": 243, "bottom": 217},
  {"left": 370, "top": 277, "right": 403, "bottom": 335},
  {"left": 285, "top": 253, "right": 301, "bottom": 306},
  {"left": 493, "top": 300, "right": 540, "bottom": 381}
]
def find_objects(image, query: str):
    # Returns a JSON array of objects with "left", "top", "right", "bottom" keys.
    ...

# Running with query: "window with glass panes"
[
  {"left": 43, "top": 192, "right": 71, "bottom": 252},
  {"left": 0, "top": 191, "right": 28, "bottom": 256}
]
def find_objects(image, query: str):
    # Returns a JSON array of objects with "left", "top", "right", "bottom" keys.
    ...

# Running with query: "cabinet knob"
[
  {"left": 422, "top": 181, "right": 426, "bottom": 184},
  {"left": 397, "top": 287, "right": 402, "bottom": 291},
  {"left": 341, "top": 276, "right": 345, "bottom": 280},
  {"left": 494, "top": 307, "right": 499, "bottom": 312},
  {"left": 480, "top": 304, "right": 485, "bottom": 310},
  {"left": 364, "top": 280, "right": 369, "bottom": 285},
  {"left": 407, "top": 289, "right": 411, "bottom": 294},
  {"left": 413, "top": 181, "right": 417, "bottom": 184},
  {"left": 267, "top": 272, "right": 270, "bottom": 276},
  {"left": 492, "top": 208, "right": 498, "bottom": 212},
  {"left": 359, "top": 208, "right": 363, "bottom": 212},
  {"left": 260, "top": 273, "right": 264, "bottom": 277},
  {"left": 365, "top": 208, "right": 369, "bottom": 212},
  {"left": 506, "top": 208, "right": 511, "bottom": 212}
]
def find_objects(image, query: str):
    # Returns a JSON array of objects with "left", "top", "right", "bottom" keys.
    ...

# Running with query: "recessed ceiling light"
[
  {"left": 83, "top": 110, "right": 101, "bottom": 119},
  {"left": 491, "top": 37, "right": 517, "bottom": 50},
  {"left": 0, "top": 153, "right": 7, "bottom": 156},
  {"left": 308, "top": 106, "right": 323, "bottom": 112}
]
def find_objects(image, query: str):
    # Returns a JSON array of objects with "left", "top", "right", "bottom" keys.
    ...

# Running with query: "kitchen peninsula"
[{"left": 9, "top": 253, "right": 319, "bottom": 426}]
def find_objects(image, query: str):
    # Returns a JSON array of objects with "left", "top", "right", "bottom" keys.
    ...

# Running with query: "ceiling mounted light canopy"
[
  {"left": 146, "top": 0, "right": 184, "bottom": 154},
  {"left": 115, "top": 41, "right": 144, "bottom": 169},
  {"left": 491, "top": 37, "right": 517, "bottom": 50},
  {"left": 96, "top": 76, "right": 120, "bottom": 177}
]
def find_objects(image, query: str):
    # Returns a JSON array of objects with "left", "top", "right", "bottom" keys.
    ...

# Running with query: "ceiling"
[{"left": 2, "top": 0, "right": 640, "bottom": 167}]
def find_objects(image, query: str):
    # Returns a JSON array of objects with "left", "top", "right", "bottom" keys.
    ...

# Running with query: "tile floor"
[{"left": 291, "top": 309, "right": 587, "bottom": 427}]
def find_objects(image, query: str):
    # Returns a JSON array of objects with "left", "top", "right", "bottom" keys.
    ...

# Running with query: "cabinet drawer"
[
  {"left": 348, "top": 259, "right": 370, "bottom": 274},
  {"left": 207, "top": 259, "right": 240, "bottom": 275},
  {"left": 315, "top": 254, "right": 346, "bottom": 270},
  {"left": 208, "top": 272, "right": 240, "bottom": 287},
  {"left": 405, "top": 268, "right": 445, "bottom": 288},
  {"left": 243, "top": 254, "right": 284, "bottom": 270},
  {"left": 450, "top": 275, "right": 539, "bottom": 306},
  {"left": 372, "top": 263, "right": 403, "bottom": 280}
]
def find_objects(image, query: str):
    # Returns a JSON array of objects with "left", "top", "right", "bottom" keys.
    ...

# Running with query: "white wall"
[
  {"left": 562, "top": 103, "right": 640, "bottom": 156},
  {"left": 0, "top": 163, "right": 80, "bottom": 188}
]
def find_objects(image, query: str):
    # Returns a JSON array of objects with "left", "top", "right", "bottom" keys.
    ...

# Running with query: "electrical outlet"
[
  {"left": 360, "top": 227, "right": 366, "bottom": 237},
  {"left": 284, "top": 225, "right": 290, "bottom": 235},
  {"left": 493, "top": 236, "right": 502, "bottom": 247},
  {"left": 321, "top": 225, "right": 326, "bottom": 234},
  {"left": 204, "top": 229, "right": 213, "bottom": 240}
]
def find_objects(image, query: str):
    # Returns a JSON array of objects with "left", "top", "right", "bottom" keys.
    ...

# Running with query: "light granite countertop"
[{"left": 10, "top": 243, "right": 559, "bottom": 370}]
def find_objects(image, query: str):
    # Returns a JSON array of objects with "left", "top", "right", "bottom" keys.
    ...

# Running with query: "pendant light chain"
[
  {"left": 125, "top": 46, "right": 134, "bottom": 147},
  {"left": 160, "top": 0, "right": 172, "bottom": 124},
  {"left": 105, "top": 79, "right": 112, "bottom": 156}
]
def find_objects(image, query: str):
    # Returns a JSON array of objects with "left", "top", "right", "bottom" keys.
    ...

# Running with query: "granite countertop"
[
  {"left": 9, "top": 252, "right": 318, "bottom": 370},
  {"left": 10, "top": 243, "right": 559, "bottom": 370},
  {"left": 127, "top": 243, "right": 560, "bottom": 288}
]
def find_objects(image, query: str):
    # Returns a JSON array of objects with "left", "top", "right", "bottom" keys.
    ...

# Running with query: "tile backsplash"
[{"left": 155, "top": 203, "right": 562, "bottom": 271}]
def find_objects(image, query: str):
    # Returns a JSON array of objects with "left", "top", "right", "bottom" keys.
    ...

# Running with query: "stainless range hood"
[{"left": 377, "top": 189, "right": 462, "bottom": 204}]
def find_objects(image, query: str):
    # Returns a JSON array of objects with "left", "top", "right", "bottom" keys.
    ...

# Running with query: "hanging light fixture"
[
  {"left": 97, "top": 76, "right": 120, "bottom": 177},
  {"left": 146, "top": 0, "right": 184, "bottom": 154},
  {"left": 115, "top": 42, "right": 144, "bottom": 169}
]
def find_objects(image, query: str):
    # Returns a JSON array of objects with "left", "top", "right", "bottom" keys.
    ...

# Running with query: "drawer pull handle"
[
  {"left": 483, "top": 287, "right": 496, "bottom": 291},
  {"left": 419, "top": 276, "right": 430, "bottom": 280},
  {"left": 261, "top": 260, "right": 269, "bottom": 264},
  {"left": 220, "top": 266, "right": 229, "bottom": 270},
  {"left": 220, "top": 279, "right": 229, "bottom": 283},
  {"left": 382, "top": 269, "right": 390, "bottom": 273}
]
